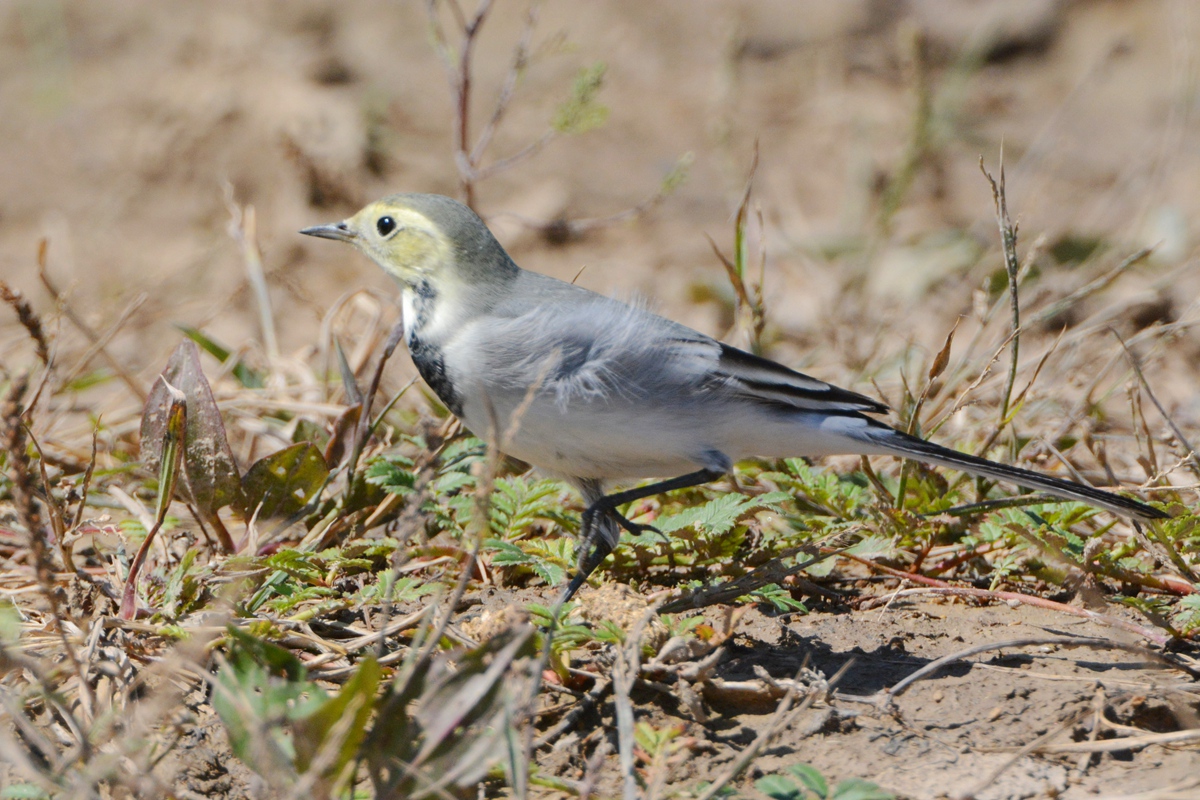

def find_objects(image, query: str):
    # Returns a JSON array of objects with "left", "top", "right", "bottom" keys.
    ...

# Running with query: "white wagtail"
[{"left": 301, "top": 193, "right": 1166, "bottom": 602}]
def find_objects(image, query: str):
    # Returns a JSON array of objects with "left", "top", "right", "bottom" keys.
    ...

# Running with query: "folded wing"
[{"left": 712, "top": 343, "right": 888, "bottom": 415}]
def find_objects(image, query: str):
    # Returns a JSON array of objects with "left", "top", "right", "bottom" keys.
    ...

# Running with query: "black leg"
[
  {"left": 559, "top": 468, "right": 725, "bottom": 604},
  {"left": 608, "top": 507, "right": 658, "bottom": 536},
  {"left": 597, "top": 469, "right": 726, "bottom": 509}
]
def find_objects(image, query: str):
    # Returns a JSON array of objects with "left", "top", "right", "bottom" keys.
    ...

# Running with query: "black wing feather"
[{"left": 715, "top": 344, "right": 888, "bottom": 414}]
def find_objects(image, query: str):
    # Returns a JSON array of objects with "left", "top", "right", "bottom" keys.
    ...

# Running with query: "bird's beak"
[{"left": 299, "top": 221, "right": 356, "bottom": 243}]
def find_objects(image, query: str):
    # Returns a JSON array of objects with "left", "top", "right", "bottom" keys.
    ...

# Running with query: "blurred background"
[{"left": 2, "top": 0, "right": 1199, "bottom": 434}]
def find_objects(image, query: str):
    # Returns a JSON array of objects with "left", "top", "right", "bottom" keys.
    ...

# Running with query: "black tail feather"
[{"left": 872, "top": 429, "right": 1166, "bottom": 521}]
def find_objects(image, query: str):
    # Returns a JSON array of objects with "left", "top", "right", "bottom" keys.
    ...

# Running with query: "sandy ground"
[{"left": 3, "top": 1, "right": 1200, "bottom": 797}]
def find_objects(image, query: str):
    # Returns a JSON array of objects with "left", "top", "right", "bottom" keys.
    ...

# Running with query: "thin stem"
[
  {"left": 980, "top": 152, "right": 1022, "bottom": 432},
  {"left": 470, "top": 0, "right": 542, "bottom": 165}
]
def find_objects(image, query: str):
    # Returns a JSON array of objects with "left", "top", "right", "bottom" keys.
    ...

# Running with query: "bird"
[{"left": 301, "top": 192, "right": 1166, "bottom": 603}]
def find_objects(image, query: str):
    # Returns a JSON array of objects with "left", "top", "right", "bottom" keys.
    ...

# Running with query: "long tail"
[{"left": 861, "top": 426, "right": 1166, "bottom": 520}]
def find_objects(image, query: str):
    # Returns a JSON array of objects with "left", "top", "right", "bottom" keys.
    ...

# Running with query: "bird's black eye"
[{"left": 376, "top": 216, "right": 396, "bottom": 236}]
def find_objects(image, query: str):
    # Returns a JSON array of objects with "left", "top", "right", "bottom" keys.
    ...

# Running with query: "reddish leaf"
[{"left": 141, "top": 341, "right": 242, "bottom": 513}]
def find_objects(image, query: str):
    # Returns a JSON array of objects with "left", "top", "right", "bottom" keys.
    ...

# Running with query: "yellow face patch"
[{"left": 346, "top": 203, "right": 453, "bottom": 285}]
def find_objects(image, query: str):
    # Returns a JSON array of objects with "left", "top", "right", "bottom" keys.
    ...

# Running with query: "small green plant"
[
  {"left": 755, "top": 763, "right": 894, "bottom": 800},
  {"left": 211, "top": 622, "right": 539, "bottom": 798},
  {"left": 527, "top": 601, "right": 595, "bottom": 679},
  {"left": 211, "top": 627, "right": 381, "bottom": 795}
]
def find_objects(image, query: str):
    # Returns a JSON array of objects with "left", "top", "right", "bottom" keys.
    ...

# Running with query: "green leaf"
[
  {"left": 748, "top": 583, "right": 807, "bottom": 613},
  {"left": 552, "top": 63, "right": 609, "bottom": 134},
  {"left": 657, "top": 492, "right": 785, "bottom": 536},
  {"left": 490, "top": 477, "right": 566, "bottom": 537},
  {"left": 362, "top": 628, "right": 537, "bottom": 797},
  {"left": 161, "top": 546, "right": 203, "bottom": 619},
  {"left": 293, "top": 656, "right": 382, "bottom": 781},
  {"left": 487, "top": 539, "right": 534, "bottom": 567},
  {"left": 413, "top": 629, "right": 535, "bottom": 763},
  {"left": 0, "top": 600, "right": 20, "bottom": 646},
  {"left": 237, "top": 442, "right": 329, "bottom": 519},
  {"left": 829, "top": 778, "right": 895, "bottom": 800},
  {"left": 176, "top": 324, "right": 266, "bottom": 388},
  {"left": 292, "top": 418, "right": 329, "bottom": 450},
  {"left": 529, "top": 559, "right": 566, "bottom": 587},
  {"left": 365, "top": 455, "right": 416, "bottom": 496},
  {"left": 485, "top": 537, "right": 568, "bottom": 587},
  {"left": 787, "top": 764, "right": 829, "bottom": 798},
  {"left": 439, "top": 436, "right": 486, "bottom": 468},
  {"left": 432, "top": 471, "right": 475, "bottom": 495},
  {"left": 1174, "top": 594, "right": 1200, "bottom": 634},
  {"left": 265, "top": 549, "right": 327, "bottom": 584},
  {"left": 211, "top": 628, "right": 316, "bottom": 783},
  {"left": 844, "top": 535, "right": 896, "bottom": 559},
  {"left": 62, "top": 368, "right": 114, "bottom": 393},
  {"left": 124, "top": 379, "right": 189, "bottom": 619},
  {"left": 225, "top": 625, "right": 308, "bottom": 681},
  {"left": 756, "top": 775, "right": 804, "bottom": 800}
]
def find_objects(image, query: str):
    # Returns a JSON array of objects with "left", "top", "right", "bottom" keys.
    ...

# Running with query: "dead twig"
[
  {"left": 58, "top": 292, "right": 147, "bottom": 396},
  {"left": 694, "top": 660, "right": 850, "bottom": 800},
  {"left": 224, "top": 184, "right": 279, "bottom": 367},
  {"left": 614, "top": 602, "right": 662, "bottom": 800},
  {"left": 955, "top": 707, "right": 1091, "bottom": 800},
  {"left": 2, "top": 376, "right": 97, "bottom": 756},
  {"left": 533, "top": 676, "right": 613, "bottom": 748},
  {"left": 848, "top": 555, "right": 1182, "bottom": 648},
  {"left": 979, "top": 151, "right": 1022, "bottom": 439},
  {"left": 1032, "top": 726, "right": 1200, "bottom": 754},
  {"left": 881, "top": 635, "right": 1192, "bottom": 705},
  {"left": 1114, "top": 330, "right": 1200, "bottom": 482},
  {"left": 427, "top": 0, "right": 498, "bottom": 209},
  {"left": 0, "top": 279, "right": 51, "bottom": 367},
  {"left": 1027, "top": 246, "right": 1155, "bottom": 328},
  {"left": 659, "top": 544, "right": 844, "bottom": 613}
]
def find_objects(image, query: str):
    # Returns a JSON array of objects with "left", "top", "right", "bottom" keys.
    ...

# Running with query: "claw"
[
  {"left": 564, "top": 468, "right": 722, "bottom": 600},
  {"left": 611, "top": 510, "right": 665, "bottom": 541}
]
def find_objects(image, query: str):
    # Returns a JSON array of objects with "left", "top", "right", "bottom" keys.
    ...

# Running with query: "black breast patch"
[
  {"left": 408, "top": 335, "right": 463, "bottom": 417},
  {"left": 403, "top": 281, "right": 463, "bottom": 416}
]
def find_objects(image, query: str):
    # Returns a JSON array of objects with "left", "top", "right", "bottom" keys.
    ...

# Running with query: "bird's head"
[{"left": 300, "top": 193, "right": 517, "bottom": 289}]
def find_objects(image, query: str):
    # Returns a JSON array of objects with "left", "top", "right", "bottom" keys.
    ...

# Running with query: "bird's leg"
[
  {"left": 556, "top": 504, "right": 615, "bottom": 606},
  {"left": 560, "top": 468, "right": 725, "bottom": 604}
]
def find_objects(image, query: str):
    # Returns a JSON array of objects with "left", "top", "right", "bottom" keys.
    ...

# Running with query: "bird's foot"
[{"left": 611, "top": 509, "right": 664, "bottom": 540}]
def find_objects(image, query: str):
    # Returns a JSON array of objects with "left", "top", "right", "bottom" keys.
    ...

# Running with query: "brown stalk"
[
  {"left": 346, "top": 318, "right": 406, "bottom": 479},
  {"left": 613, "top": 603, "right": 662, "bottom": 800},
  {"left": 1114, "top": 330, "right": 1200, "bottom": 482},
  {"left": 427, "top": 0, "right": 496, "bottom": 210},
  {"left": 468, "top": 0, "right": 544, "bottom": 167},
  {"left": 979, "top": 151, "right": 1023, "bottom": 440},
  {"left": 2, "top": 376, "right": 95, "bottom": 745},
  {"left": 882, "top": 635, "right": 1192, "bottom": 703},
  {"left": 58, "top": 292, "right": 147, "bottom": 392},
  {"left": 851, "top": 564, "right": 1174, "bottom": 647},
  {"left": 0, "top": 279, "right": 51, "bottom": 367}
]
